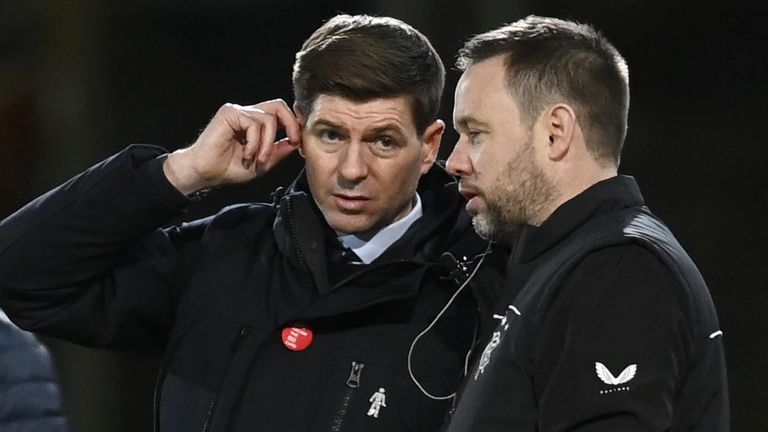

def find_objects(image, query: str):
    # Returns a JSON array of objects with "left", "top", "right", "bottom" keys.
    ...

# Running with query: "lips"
[
  {"left": 458, "top": 182, "right": 481, "bottom": 200},
  {"left": 332, "top": 193, "right": 370, "bottom": 212},
  {"left": 458, "top": 184, "right": 482, "bottom": 215}
]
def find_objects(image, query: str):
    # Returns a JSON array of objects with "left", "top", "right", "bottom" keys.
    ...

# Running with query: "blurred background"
[{"left": 1, "top": 0, "right": 765, "bottom": 430}]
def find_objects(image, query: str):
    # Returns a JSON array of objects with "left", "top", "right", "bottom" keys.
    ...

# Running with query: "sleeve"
[
  {"left": 533, "top": 244, "right": 693, "bottom": 432},
  {"left": 0, "top": 144, "right": 200, "bottom": 353}
]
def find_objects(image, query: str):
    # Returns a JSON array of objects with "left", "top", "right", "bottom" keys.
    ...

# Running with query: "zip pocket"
[
  {"left": 201, "top": 325, "right": 254, "bottom": 432},
  {"left": 154, "top": 317, "right": 199, "bottom": 432},
  {"left": 330, "top": 361, "right": 365, "bottom": 432}
]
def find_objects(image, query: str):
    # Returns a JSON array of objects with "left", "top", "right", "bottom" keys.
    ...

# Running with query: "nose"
[
  {"left": 338, "top": 142, "right": 368, "bottom": 185},
  {"left": 445, "top": 137, "right": 472, "bottom": 177}
]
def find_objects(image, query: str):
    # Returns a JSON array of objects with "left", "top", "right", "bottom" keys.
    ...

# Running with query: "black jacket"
[
  {"left": 0, "top": 309, "right": 69, "bottom": 432},
  {"left": 445, "top": 176, "right": 728, "bottom": 432},
  {"left": 0, "top": 145, "right": 505, "bottom": 432}
]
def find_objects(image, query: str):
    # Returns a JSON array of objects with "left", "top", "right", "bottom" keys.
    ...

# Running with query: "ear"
[
  {"left": 293, "top": 102, "right": 307, "bottom": 158},
  {"left": 544, "top": 104, "right": 577, "bottom": 162},
  {"left": 419, "top": 119, "right": 445, "bottom": 174}
]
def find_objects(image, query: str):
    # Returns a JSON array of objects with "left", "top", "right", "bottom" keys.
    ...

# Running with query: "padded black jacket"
[{"left": 0, "top": 144, "right": 505, "bottom": 432}]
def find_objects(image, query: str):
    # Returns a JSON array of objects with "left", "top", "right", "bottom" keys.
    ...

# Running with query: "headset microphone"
[
  {"left": 441, "top": 252, "right": 470, "bottom": 287},
  {"left": 408, "top": 239, "right": 493, "bottom": 400}
]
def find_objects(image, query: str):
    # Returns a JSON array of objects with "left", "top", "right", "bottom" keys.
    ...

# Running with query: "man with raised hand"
[{"left": 0, "top": 15, "right": 503, "bottom": 432}]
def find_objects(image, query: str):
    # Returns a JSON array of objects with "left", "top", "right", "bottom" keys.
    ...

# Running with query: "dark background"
[{"left": 1, "top": 0, "right": 765, "bottom": 430}]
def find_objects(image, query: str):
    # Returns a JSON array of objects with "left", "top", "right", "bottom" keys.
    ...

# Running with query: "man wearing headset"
[
  {"left": 0, "top": 15, "right": 504, "bottom": 432},
  {"left": 443, "top": 16, "right": 728, "bottom": 431}
]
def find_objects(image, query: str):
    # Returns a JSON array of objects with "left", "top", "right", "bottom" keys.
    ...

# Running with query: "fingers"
[
  {"left": 265, "top": 137, "right": 299, "bottom": 168},
  {"left": 236, "top": 99, "right": 302, "bottom": 166},
  {"left": 189, "top": 100, "right": 300, "bottom": 183},
  {"left": 258, "top": 112, "right": 277, "bottom": 163},
  {"left": 241, "top": 137, "right": 297, "bottom": 176},
  {"left": 235, "top": 110, "right": 261, "bottom": 165},
  {"left": 244, "top": 115, "right": 259, "bottom": 160},
  {"left": 263, "top": 99, "right": 302, "bottom": 144}
]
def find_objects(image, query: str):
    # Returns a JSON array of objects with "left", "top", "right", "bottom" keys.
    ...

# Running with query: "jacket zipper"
[
  {"left": 330, "top": 361, "right": 365, "bottom": 432},
  {"left": 200, "top": 326, "right": 254, "bottom": 432},
  {"left": 200, "top": 383, "right": 218, "bottom": 432}
]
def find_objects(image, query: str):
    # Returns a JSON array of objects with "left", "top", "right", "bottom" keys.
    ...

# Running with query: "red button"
[{"left": 281, "top": 324, "right": 314, "bottom": 351}]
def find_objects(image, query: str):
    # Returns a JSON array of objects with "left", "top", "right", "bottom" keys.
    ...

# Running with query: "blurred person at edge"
[
  {"left": 442, "top": 15, "right": 728, "bottom": 432},
  {"left": 0, "top": 308, "right": 69, "bottom": 431},
  {"left": 0, "top": 14, "right": 505, "bottom": 432}
]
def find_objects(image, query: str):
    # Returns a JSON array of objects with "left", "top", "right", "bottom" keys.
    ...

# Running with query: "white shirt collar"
[{"left": 337, "top": 193, "right": 423, "bottom": 264}]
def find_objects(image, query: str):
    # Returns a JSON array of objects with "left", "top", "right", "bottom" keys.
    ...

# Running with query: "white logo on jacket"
[
  {"left": 595, "top": 362, "right": 636, "bottom": 394},
  {"left": 474, "top": 305, "right": 522, "bottom": 380},
  {"left": 367, "top": 388, "right": 387, "bottom": 418},
  {"left": 474, "top": 331, "right": 501, "bottom": 379}
]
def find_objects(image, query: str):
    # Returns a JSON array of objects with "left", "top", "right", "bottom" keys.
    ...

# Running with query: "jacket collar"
[
  {"left": 271, "top": 164, "right": 481, "bottom": 299},
  {"left": 513, "top": 175, "right": 645, "bottom": 263}
]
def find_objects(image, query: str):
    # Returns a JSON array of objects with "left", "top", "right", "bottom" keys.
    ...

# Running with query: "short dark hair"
[
  {"left": 293, "top": 14, "right": 445, "bottom": 134},
  {"left": 457, "top": 16, "right": 629, "bottom": 165}
]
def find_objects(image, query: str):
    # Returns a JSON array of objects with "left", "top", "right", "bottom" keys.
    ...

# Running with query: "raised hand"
[{"left": 163, "top": 99, "right": 301, "bottom": 196}]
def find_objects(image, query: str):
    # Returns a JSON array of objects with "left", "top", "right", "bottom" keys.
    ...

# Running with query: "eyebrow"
[
  {"left": 309, "top": 119, "right": 346, "bottom": 131},
  {"left": 454, "top": 115, "right": 491, "bottom": 131},
  {"left": 366, "top": 124, "right": 407, "bottom": 137},
  {"left": 309, "top": 119, "right": 407, "bottom": 137}
]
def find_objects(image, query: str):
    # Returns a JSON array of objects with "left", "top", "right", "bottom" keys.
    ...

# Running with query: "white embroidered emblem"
[
  {"left": 474, "top": 331, "right": 501, "bottom": 379},
  {"left": 492, "top": 314, "right": 507, "bottom": 328},
  {"left": 367, "top": 388, "right": 387, "bottom": 418},
  {"left": 596, "top": 362, "right": 636, "bottom": 394},
  {"left": 473, "top": 305, "right": 522, "bottom": 380}
]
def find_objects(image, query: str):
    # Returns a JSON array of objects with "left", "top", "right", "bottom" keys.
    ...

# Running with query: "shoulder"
[
  {"left": 166, "top": 202, "right": 277, "bottom": 243},
  {"left": 530, "top": 245, "right": 697, "bottom": 376},
  {"left": 571, "top": 244, "right": 674, "bottom": 284},
  {"left": 545, "top": 244, "right": 696, "bottom": 346},
  {"left": 0, "top": 311, "right": 40, "bottom": 350},
  {"left": 565, "top": 244, "right": 688, "bottom": 315},
  {"left": 0, "top": 314, "right": 68, "bottom": 430},
  {"left": 206, "top": 202, "right": 277, "bottom": 231},
  {"left": 0, "top": 313, "right": 56, "bottom": 378}
]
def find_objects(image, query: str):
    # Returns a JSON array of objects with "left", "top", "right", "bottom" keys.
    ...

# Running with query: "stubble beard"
[{"left": 472, "top": 139, "right": 557, "bottom": 245}]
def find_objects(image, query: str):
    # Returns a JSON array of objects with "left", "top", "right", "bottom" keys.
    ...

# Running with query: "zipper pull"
[
  {"left": 346, "top": 361, "right": 365, "bottom": 388},
  {"left": 271, "top": 186, "right": 286, "bottom": 206}
]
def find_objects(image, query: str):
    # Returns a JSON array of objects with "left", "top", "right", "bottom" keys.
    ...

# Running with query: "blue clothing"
[{"left": 0, "top": 309, "right": 69, "bottom": 432}]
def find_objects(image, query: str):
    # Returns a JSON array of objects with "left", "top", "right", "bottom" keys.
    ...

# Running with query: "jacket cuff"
[{"left": 130, "top": 146, "right": 190, "bottom": 210}]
